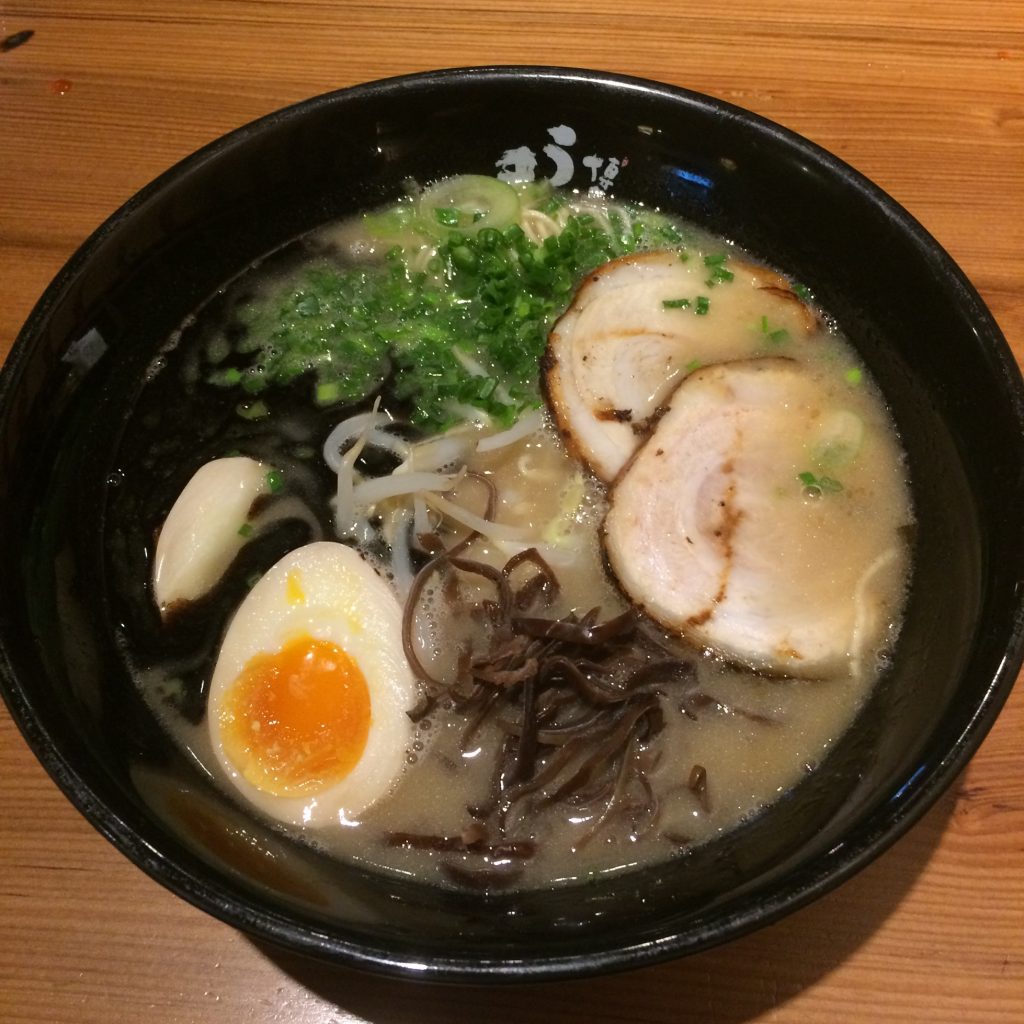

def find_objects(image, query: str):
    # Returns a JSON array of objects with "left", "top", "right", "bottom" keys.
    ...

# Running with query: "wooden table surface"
[{"left": 2, "top": 2, "right": 1022, "bottom": 1021}]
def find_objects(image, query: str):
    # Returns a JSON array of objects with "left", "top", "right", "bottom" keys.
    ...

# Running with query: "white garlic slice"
[{"left": 152, "top": 457, "right": 270, "bottom": 614}]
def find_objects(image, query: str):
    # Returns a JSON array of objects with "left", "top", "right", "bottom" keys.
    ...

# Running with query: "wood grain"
[{"left": 1, "top": 2, "right": 1022, "bottom": 1021}]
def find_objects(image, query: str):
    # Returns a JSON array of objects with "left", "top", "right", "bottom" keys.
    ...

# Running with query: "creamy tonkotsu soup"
[{"left": 110, "top": 176, "right": 914, "bottom": 891}]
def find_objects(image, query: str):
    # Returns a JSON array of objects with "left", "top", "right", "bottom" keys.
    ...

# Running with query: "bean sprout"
[{"left": 477, "top": 408, "right": 544, "bottom": 452}]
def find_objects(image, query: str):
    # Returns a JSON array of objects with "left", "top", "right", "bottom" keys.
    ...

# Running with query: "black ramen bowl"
[{"left": 2, "top": 67, "right": 1023, "bottom": 982}]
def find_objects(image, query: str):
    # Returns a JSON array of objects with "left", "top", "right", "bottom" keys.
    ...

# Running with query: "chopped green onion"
[
  {"left": 240, "top": 372, "right": 266, "bottom": 395},
  {"left": 208, "top": 188, "right": 696, "bottom": 432},
  {"left": 685, "top": 358, "right": 702, "bottom": 372},
  {"left": 315, "top": 381, "right": 343, "bottom": 405},
  {"left": 477, "top": 227, "right": 502, "bottom": 250},
  {"left": 663, "top": 297, "right": 691, "bottom": 309},
  {"left": 798, "top": 471, "right": 843, "bottom": 494},
  {"left": 845, "top": 367, "right": 863, "bottom": 386},
  {"left": 695, "top": 295, "right": 710, "bottom": 315},
  {"left": 451, "top": 245, "right": 477, "bottom": 270},
  {"left": 419, "top": 175, "right": 521, "bottom": 237},
  {"left": 237, "top": 522, "right": 254, "bottom": 538},
  {"left": 703, "top": 253, "right": 734, "bottom": 286},
  {"left": 236, "top": 399, "right": 269, "bottom": 420},
  {"left": 362, "top": 206, "right": 417, "bottom": 241},
  {"left": 210, "top": 366, "right": 243, "bottom": 387},
  {"left": 758, "top": 316, "right": 789, "bottom": 344},
  {"left": 653, "top": 222, "right": 683, "bottom": 244},
  {"left": 266, "top": 469, "right": 284, "bottom": 494}
]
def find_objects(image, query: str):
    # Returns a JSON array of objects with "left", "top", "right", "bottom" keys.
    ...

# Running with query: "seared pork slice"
[
  {"left": 544, "top": 250, "right": 815, "bottom": 482},
  {"left": 603, "top": 359, "right": 908, "bottom": 677}
]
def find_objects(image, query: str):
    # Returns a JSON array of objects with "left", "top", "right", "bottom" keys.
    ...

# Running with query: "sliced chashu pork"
[
  {"left": 602, "top": 358, "right": 908, "bottom": 677},
  {"left": 544, "top": 250, "right": 815, "bottom": 482}
]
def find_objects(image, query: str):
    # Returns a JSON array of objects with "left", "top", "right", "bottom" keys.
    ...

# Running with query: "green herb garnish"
[
  {"left": 236, "top": 399, "right": 269, "bottom": 421},
  {"left": 434, "top": 207, "right": 461, "bottom": 227},
  {"left": 210, "top": 366, "right": 243, "bottom": 387},
  {"left": 237, "top": 522, "right": 254, "bottom": 538},
  {"left": 316, "top": 381, "right": 343, "bottom": 406},
  {"left": 208, "top": 199, "right": 686, "bottom": 431},
  {"left": 266, "top": 469, "right": 284, "bottom": 494},
  {"left": 845, "top": 367, "right": 863, "bottom": 386},
  {"left": 798, "top": 471, "right": 843, "bottom": 494},
  {"left": 694, "top": 295, "right": 710, "bottom": 316},
  {"left": 758, "top": 315, "right": 789, "bottom": 344},
  {"left": 703, "top": 253, "right": 734, "bottom": 286},
  {"left": 662, "top": 298, "right": 691, "bottom": 309}
]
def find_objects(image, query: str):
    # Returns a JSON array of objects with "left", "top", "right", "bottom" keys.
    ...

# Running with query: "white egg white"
[{"left": 206, "top": 541, "right": 418, "bottom": 828}]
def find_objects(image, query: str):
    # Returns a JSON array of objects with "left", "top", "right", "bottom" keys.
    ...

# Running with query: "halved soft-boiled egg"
[{"left": 206, "top": 541, "right": 418, "bottom": 827}]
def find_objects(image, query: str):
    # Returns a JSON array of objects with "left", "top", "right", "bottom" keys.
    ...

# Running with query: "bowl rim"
[{"left": 2, "top": 64, "right": 1023, "bottom": 982}]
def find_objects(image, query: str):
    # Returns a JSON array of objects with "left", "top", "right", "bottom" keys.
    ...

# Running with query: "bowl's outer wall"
[{"left": 1, "top": 68, "right": 1023, "bottom": 980}]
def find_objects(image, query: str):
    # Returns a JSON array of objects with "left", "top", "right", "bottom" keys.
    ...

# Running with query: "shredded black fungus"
[
  {"left": 401, "top": 472, "right": 497, "bottom": 687},
  {"left": 405, "top": 691, "right": 437, "bottom": 723},
  {"left": 401, "top": 529, "right": 700, "bottom": 874},
  {"left": 681, "top": 691, "right": 779, "bottom": 726},
  {"left": 396, "top": 476, "right": 795, "bottom": 886}
]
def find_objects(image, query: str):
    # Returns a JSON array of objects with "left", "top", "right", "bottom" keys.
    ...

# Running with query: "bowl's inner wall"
[{"left": 1, "top": 70, "right": 1021, "bottom": 975}]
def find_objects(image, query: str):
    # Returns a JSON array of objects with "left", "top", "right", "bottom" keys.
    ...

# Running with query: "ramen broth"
[{"left": 109, "top": 178, "right": 913, "bottom": 890}]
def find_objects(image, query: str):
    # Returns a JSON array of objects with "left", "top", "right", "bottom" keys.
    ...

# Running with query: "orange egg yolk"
[{"left": 220, "top": 635, "right": 371, "bottom": 797}]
